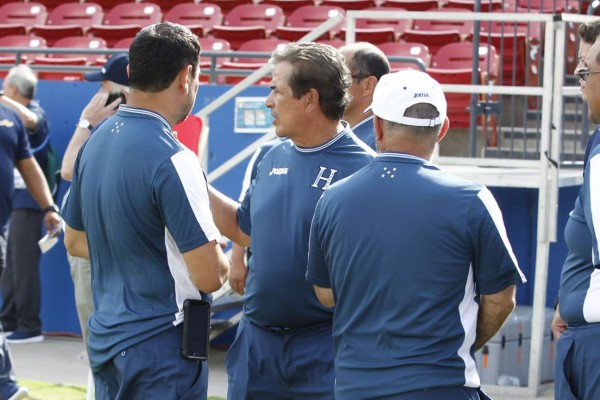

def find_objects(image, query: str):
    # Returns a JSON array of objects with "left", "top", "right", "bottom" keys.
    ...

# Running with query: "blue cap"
[{"left": 84, "top": 53, "right": 129, "bottom": 86}]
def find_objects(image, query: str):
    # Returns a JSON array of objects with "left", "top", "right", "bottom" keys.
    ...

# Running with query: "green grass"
[{"left": 18, "top": 380, "right": 225, "bottom": 400}]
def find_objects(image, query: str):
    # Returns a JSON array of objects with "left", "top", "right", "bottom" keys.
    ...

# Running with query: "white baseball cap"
[{"left": 365, "top": 69, "right": 447, "bottom": 127}]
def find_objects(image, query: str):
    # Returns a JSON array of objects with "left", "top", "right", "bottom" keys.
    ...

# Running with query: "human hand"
[
  {"left": 551, "top": 306, "right": 567, "bottom": 340},
  {"left": 229, "top": 255, "right": 248, "bottom": 295},
  {"left": 80, "top": 88, "right": 122, "bottom": 126},
  {"left": 43, "top": 211, "right": 62, "bottom": 238}
]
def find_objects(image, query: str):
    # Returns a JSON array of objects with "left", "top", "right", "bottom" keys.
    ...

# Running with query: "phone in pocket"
[{"left": 181, "top": 299, "right": 211, "bottom": 361}]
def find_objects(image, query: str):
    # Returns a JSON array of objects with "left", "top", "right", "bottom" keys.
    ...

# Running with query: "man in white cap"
[{"left": 306, "top": 69, "right": 526, "bottom": 400}]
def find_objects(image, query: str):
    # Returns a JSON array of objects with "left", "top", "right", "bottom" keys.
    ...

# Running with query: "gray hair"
[{"left": 6, "top": 64, "right": 38, "bottom": 100}]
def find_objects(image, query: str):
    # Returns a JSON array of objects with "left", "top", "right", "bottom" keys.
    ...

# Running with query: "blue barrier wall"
[{"left": 29, "top": 81, "right": 574, "bottom": 334}]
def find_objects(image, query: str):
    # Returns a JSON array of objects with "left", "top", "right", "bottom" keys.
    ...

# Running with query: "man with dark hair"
[
  {"left": 209, "top": 42, "right": 375, "bottom": 399},
  {"left": 307, "top": 69, "right": 525, "bottom": 400},
  {"left": 0, "top": 64, "right": 51, "bottom": 344},
  {"left": 340, "top": 42, "right": 390, "bottom": 150},
  {"left": 63, "top": 22, "right": 230, "bottom": 399}
]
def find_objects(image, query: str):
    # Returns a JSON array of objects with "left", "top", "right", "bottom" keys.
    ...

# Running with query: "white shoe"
[{"left": 8, "top": 386, "right": 28, "bottom": 400}]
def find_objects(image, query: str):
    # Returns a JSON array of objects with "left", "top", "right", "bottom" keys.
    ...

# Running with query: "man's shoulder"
[{"left": 0, "top": 104, "right": 26, "bottom": 133}]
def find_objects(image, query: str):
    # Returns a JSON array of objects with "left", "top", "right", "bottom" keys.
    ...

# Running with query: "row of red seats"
[
  {"left": 10, "top": 0, "right": 589, "bottom": 13},
  {"left": 0, "top": 1, "right": 547, "bottom": 50}
]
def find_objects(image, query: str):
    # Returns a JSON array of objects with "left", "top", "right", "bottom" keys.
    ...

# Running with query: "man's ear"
[
  {"left": 436, "top": 117, "right": 450, "bottom": 143},
  {"left": 363, "top": 75, "right": 378, "bottom": 96},
  {"left": 305, "top": 88, "right": 319, "bottom": 113},
  {"left": 179, "top": 65, "right": 193, "bottom": 90},
  {"left": 373, "top": 114, "right": 384, "bottom": 142}
]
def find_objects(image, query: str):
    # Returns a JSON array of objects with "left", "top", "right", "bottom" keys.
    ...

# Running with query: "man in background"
[
  {"left": 0, "top": 64, "right": 51, "bottom": 344},
  {"left": 307, "top": 69, "right": 525, "bottom": 400},
  {"left": 0, "top": 82, "right": 61, "bottom": 399},
  {"left": 61, "top": 53, "right": 128, "bottom": 351},
  {"left": 340, "top": 42, "right": 389, "bottom": 150},
  {"left": 552, "top": 25, "right": 600, "bottom": 400}
]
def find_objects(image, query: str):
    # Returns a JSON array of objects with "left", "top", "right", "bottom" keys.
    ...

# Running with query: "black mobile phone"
[
  {"left": 105, "top": 92, "right": 126, "bottom": 108},
  {"left": 180, "top": 299, "right": 211, "bottom": 361}
]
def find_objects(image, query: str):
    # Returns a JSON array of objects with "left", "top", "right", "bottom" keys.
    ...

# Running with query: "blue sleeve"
[
  {"left": 62, "top": 153, "right": 84, "bottom": 231},
  {"left": 468, "top": 187, "right": 526, "bottom": 295},
  {"left": 588, "top": 153, "right": 600, "bottom": 266},
  {"left": 238, "top": 180, "right": 252, "bottom": 236},
  {"left": 306, "top": 197, "right": 331, "bottom": 288},
  {"left": 15, "top": 114, "right": 31, "bottom": 161},
  {"left": 154, "top": 150, "right": 221, "bottom": 253}
]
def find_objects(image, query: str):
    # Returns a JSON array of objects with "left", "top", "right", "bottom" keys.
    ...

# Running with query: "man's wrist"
[
  {"left": 43, "top": 204, "right": 60, "bottom": 215},
  {"left": 78, "top": 119, "right": 93, "bottom": 130},
  {"left": 554, "top": 296, "right": 559, "bottom": 311}
]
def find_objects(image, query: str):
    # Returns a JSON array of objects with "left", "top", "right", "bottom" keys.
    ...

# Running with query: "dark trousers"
[
  {"left": 0, "top": 229, "right": 17, "bottom": 388},
  {"left": 0, "top": 209, "right": 43, "bottom": 335}
]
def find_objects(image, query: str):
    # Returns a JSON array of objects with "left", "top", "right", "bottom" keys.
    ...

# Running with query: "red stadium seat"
[
  {"left": 212, "top": 4, "right": 285, "bottom": 50},
  {"left": 139, "top": 0, "right": 193, "bottom": 13},
  {"left": 378, "top": 42, "right": 431, "bottom": 71},
  {"left": 262, "top": 0, "right": 315, "bottom": 13},
  {"left": 220, "top": 38, "right": 289, "bottom": 84},
  {"left": 82, "top": 0, "right": 132, "bottom": 11},
  {"left": 274, "top": 5, "right": 344, "bottom": 41},
  {"left": 88, "top": 2, "right": 163, "bottom": 47},
  {"left": 317, "top": 38, "right": 345, "bottom": 48},
  {"left": 411, "top": 8, "right": 474, "bottom": 39},
  {"left": 35, "top": 36, "right": 108, "bottom": 64},
  {"left": 337, "top": 28, "right": 396, "bottom": 45},
  {"left": 427, "top": 67, "right": 478, "bottom": 128},
  {"left": 164, "top": 3, "right": 223, "bottom": 38},
  {"left": 400, "top": 29, "right": 461, "bottom": 56},
  {"left": 175, "top": 114, "right": 204, "bottom": 156},
  {"left": 112, "top": 36, "right": 135, "bottom": 49},
  {"left": 431, "top": 41, "right": 500, "bottom": 144},
  {"left": 30, "top": 3, "right": 104, "bottom": 46},
  {"left": 32, "top": 0, "right": 74, "bottom": 12},
  {"left": 0, "top": 2, "right": 48, "bottom": 36},
  {"left": 207, "top": 0, "right": 254, "bottom": 14},
  {"left": 444, "top": 0, "right": 503, "bottom": 11},
  {"left": 0, "top": 34, "right": 47, "bottom": 64},
  {"left": 337, "top": 6, "right": 407, "bottom": 43},
  {"left": 517, "top": 0, "right": 578, "bottom": 12},
  {"left": 319, "top": 0, "right": 376, "bottom": 10},
  {"left": 198, "top": 37, "right": 232, "bottom": 83},
  {"left": 481, "top": 31, "right": 537, "bottom": 87},
  {"left": 431, "top": 41, "right": 499, "bottom": 83},
  {"left": 380, "top": 0, "right": 437, "bottom": 10},
  {"left": 34, "top": 56, "right": 88, "bottom": 81},
  {"left": 33, "top": 36, "right": 107, "bottom": 79}
]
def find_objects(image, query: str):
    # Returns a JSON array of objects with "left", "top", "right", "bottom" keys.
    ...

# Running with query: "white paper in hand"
[{"left": 38, "top": 234, "right": 59, "bottom": 254}]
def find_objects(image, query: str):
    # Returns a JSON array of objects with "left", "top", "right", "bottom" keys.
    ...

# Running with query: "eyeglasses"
[{"left": 576, "top": 68, "right": 600, "bottom": 82}]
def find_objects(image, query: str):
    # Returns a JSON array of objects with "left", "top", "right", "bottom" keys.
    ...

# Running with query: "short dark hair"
[
  {"left": 579, "top": 19, "right": 600, "bottom": 45},
  {"left": 128, "top": 22, "right": 201, "bottom": 93},
  {"left": 390, "top": 103, "right": 441, "bottom": 136},
  {"left": 269, "top": 42, "right": 351, "bottom": 121},
  {"left": 343, "top": 42, "right": 390, "bottom": 81}
]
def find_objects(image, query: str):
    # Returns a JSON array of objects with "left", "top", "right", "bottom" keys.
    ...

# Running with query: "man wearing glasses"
[
  {"left": 340, "top": 42, "right": 389, "bottom": 150},
  {"left": 553, "top": 25, "right": 600, "bottom": 400}
]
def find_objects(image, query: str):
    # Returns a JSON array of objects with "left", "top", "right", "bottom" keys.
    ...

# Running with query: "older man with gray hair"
[{"left": 0, "top": 64, "right": 53, "bottom": 345}]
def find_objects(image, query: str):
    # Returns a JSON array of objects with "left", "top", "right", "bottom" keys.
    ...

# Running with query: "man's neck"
[{"left": 345, "top": 110, "right": 373, "bottom": 128}]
